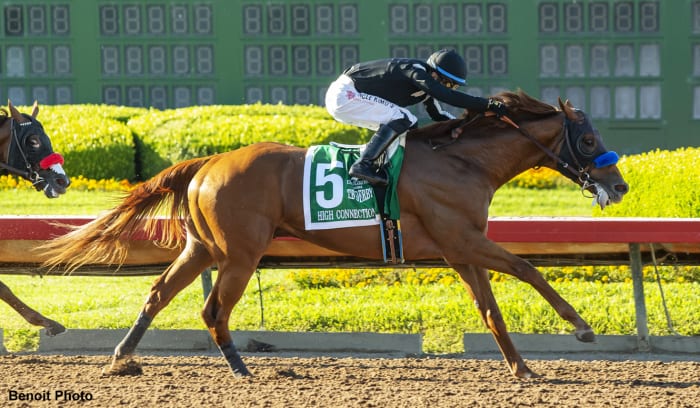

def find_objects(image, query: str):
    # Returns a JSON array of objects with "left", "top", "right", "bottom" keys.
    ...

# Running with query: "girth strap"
[{"left": 372, "top": 184, "right": 404, "bottom": 264}]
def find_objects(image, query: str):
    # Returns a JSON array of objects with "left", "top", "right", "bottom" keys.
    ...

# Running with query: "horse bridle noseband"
[
  {"left": 3, "top": 118, "right": 47, "bottom": 184},
  {"left": 517, "top": 116, "right": 591, "bottom": 183}
]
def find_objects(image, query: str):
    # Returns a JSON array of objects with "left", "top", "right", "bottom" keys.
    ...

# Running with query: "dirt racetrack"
[{"left": 1, "top": 353, "right": 698, "bottom": 407}]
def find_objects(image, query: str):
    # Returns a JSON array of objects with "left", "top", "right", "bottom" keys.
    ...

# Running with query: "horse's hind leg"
[
  {"left": 453, "top": 264, "right": 537, "bottom": 379},
  {"left": 103, "top": 238, "right": 213, "bottom": 376},
  {"left": 200, "top": 255, "right": 260, "bottom": 377},
  {"left": 0, "top": 280, "right": 65, "bottom": 336}
]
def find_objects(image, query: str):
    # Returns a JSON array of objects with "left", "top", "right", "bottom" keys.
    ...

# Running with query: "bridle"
[
  {"left": 4, "top": 117, "right": 62, "bottom": 190},
  {"left": 2, "top": 119, "right": 34, "bottom": 179},
  {"left": 428, "top": 109, "right": 619, "bottom": 193},
  {"left": 498, "top": 113, "right": 618, "bottom": 190}
]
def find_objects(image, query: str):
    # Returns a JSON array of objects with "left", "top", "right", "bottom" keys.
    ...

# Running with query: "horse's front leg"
[
  {"left": 453, "top": 264, "right": 537, "bottom": 378},
  {"left": 0, "top": 280, "right": 65, "bottom": 336},
  {"left": 447, "top": 234, "right": 594, "bottom": 342},
  {"left": 490, "top": 241, "right": 592, "bottom": 341}
]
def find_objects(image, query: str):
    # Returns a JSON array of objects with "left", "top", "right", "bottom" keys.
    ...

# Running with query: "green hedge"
[
  {"left": 594, "top": 147, "right": 700, "bottom": 218},
  {"left": 25, "top": 103, "right": 371, "bottom": 181},
  {"left": 128, "top": 105, "right": 369, "bottom": 179},
  {"left": 36, "top": 105, "right": 141, "bottom": 180}
]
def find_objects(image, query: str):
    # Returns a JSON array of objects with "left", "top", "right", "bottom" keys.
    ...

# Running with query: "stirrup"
[
  {"left": 353, "top": 173, "right": 388, "bottom": 187},
  {"left": 350, "top": 162, "right": 388, "bottom": 186}
]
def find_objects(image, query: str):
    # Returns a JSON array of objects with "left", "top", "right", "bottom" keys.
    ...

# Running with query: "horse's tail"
[{"left": 40, "top": 156, "right": 214, "bottom": 272}]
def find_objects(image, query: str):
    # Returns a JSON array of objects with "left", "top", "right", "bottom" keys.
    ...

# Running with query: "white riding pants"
[{"left": 324, "top": 75, "right": 417, "bottom": 132}]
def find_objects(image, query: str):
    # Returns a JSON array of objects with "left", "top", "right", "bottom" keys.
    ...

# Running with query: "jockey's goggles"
[{"left": 440, "top": 77, "right": 460, "bottom": 89}]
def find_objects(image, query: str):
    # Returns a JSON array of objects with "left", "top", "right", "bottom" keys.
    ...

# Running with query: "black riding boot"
[{"left": 349, "top": 124, "right": 403, "bottom": 186}]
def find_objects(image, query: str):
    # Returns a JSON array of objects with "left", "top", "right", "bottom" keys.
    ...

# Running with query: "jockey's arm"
[
  {"left": 410, "top": 69, "right": 490, "bottom": 113},
  {"left": 423, "top": 97, "right": 455, "bottom": 121}
]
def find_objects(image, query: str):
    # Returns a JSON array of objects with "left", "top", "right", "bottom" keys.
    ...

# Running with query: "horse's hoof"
[
  {"left": 511, "top": 362, "right": 540, "bottom": 379},
  {"left": 102, "top": 358, "right": 143, "bottom": 376},
  {"left": 44, "top": 323, "right": 66, "bottom": 337},
  {"left": 232, "top": 367, "right": 252, "bottom": 378},
  {"left": 516, "top": 370, "right": 541, "bottom": 379},
  {"left": 575, "top": 328, "right": 596, "bottom": 343}
]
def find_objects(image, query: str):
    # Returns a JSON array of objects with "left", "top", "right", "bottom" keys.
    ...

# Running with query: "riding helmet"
[{"left": 427, "top": 49, "right": 467, "bottom": 85}]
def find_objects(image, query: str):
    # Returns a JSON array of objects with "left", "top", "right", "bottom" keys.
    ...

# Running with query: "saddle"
[{"left": 303, "top": 141, "right": 405, "bottom": 263}]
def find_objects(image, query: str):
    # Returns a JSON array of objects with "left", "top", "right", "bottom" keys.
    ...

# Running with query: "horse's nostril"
[
  {"left": 615, "top": 183, "right": 629, "bottom": 194},
  {"left": 57, "top": 177, "right": 70, "bottom": 187}
]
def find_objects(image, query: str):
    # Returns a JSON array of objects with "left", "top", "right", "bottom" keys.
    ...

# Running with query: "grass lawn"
[
  {"left": 0, "top": 189, "right": 125, "bottom": 215},
  {"left": 490, "top": 185, "right": 592, "bottom": 217},
  {"left": 2, "top": 271, "right": 697, "bottom": 353}
]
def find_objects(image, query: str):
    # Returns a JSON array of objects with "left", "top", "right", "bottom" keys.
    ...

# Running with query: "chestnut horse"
[
  {"left": 41, "top": 91, "right": 628, "bottom": 378},
  {"left": 0, "top": 101, "right": 70, "bottom": 337}
]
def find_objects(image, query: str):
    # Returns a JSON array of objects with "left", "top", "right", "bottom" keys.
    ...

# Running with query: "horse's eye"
[
  {"left": 28, "top": 136, "right": 41, "bottom": 148},
  {"left": 577, "top": 134, "right": 596, "bottom": 156}
]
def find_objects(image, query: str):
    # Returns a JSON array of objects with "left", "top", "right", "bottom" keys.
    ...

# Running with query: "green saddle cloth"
[{"left": 303, "top": 138, "right": 404, "bottom": 231}]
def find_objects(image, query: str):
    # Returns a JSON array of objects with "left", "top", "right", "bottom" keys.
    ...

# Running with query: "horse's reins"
[
  {"left": 0, "top": 159, "right": 30, "bottom": 179},
  {"left": 431, "top": 111, "right": 591, "bottom": 184},
  {"left": 496, "top": 114, "right": 594, "bottom": 185},
  {"left": 429, "top": 113, "right": 483, "bottom": 150}
]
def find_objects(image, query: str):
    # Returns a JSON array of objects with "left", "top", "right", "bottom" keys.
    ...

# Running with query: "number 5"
[{"left": 315, "top": 163, "right": 343, "bottom": 209}]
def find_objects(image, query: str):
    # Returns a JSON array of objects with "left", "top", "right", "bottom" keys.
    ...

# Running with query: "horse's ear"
[
  {"left": 7, "top": 99, "right": 28, "bottom": 123},
  {"left": 557, "top": 97, "right": 578, "bottom": 121},
  {"left": 31, "top": 100, "right": 39, "bottom": 118}
]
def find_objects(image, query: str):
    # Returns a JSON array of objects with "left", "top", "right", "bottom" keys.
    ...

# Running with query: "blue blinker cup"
[{"left": 592, "top": 151, "right": 619, "bottom": 168}]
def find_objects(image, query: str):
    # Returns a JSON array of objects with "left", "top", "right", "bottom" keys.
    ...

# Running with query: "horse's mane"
[{"left": 409, "top": 89, "right": 560, "bottom": 139}]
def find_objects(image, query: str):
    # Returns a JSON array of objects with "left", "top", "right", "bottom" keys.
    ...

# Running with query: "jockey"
[{"left": 325, "top": 48, "right": 508, "bottom": 186}]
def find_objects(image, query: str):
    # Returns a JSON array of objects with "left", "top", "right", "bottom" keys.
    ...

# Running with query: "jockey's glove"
[{"left": 487, "top": 98, "right": 508, "bottom": 118}]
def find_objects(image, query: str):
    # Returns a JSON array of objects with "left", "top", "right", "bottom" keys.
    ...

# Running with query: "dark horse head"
[
  {"left": 486, "top": 92, "right": 628, "bottom": 209},
  {"left": 0, "top": 100, "right": 70, "bottom": 198},
  {"left": 551, "top": 97, "right": 628, "bottom": 209}
]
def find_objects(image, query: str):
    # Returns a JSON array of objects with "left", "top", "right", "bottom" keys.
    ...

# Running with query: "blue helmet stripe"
[{"left": 436, "top": 66, "right": 466, "bottom": 85}]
